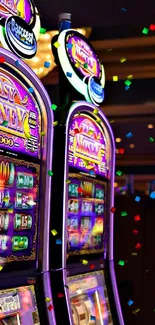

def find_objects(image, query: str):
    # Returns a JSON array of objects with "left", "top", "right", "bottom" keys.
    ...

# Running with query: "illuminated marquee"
[{"left": 74, "top": 133, "right": 102, "bottom": 164}]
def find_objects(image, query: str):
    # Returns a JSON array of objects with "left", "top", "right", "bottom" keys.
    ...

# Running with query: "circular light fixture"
[
  {"left": 129, "top": 144, "right": 135, "bottom": 148},
  {"left": 147, "top": 124, "right": 154, "bottom": 129},
  {"left": 116, "top": 138, "right": 122, "bottom": 143}
]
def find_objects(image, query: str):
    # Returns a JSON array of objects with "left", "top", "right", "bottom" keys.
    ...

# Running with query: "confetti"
[
  {"left": 110, "top": 207, "right": 116, "bottom": 213},
  {"left": 82, "top": 259, "right": 88, "bottom": 265},
  {"left": 8, "top": 205, "right": 13, "bottom": 213},
  {"left": 28, "top": 87, "right": 34, "bottom": 93},
  {"left": 15, "top": 60, "right": 20, "bottom": 66},
  {"left": 113, "top": 76, "right": 118, "bottom": 82},
  {"left": 142, "top": 27, "right": 149, "bottom": 35},
  {"left": 56, "top": 239, "right": 62, "bottom": 244},
  {"left": 48, "top": 170, "right": 53, "bottom": 176},
  {"left": 53, "top": 121, "right": 58, "bottom": 126},
  {"left": 45, "top": 297, "right": 51, "bottom": 302},
  {"left": 93, "top": 108, "right": 98, "bottom": 115},
  {"left": 78, "top": 187, "right": 83, "bottom": 193},
  {"left": 96, "top": 118, "right": 101, "bottom": 123},
  {"left": 51, "top": 104, "right": 57, "bottom": 110},
  {"left": 75, "top": 62, "right": 80, "bottom": 68},
  {"left": 110, "top": 120, "right": 115, "bottom": 123},
  {"left": 135, "top": 243, "right": 142, "bottom": 249},
  {"left": 41, "top": 132, "right": 45, "bottom": 136},
  {"left": 116, "top": 170, "right": 123, "bottom": 176},
  {"left": 40, "top": 27, "right": 47, "bottom": 34},
  {"left": 89, "top": 263, "right": 95, "bottom": 270},
  {"left": 48, "top": 304, "right": 53, "bottom": 311},
  {"left": 2, "top": 120, "right": 8, "bottom": 126},
  {"left": 57, "top": 293, "right": 64, "bottom": 298},
  {"left": 126, "top": 132, "right": 133, "bottom": 138},
  {"left": 128, "top": 300, "right": 134, "bottom": 306},
  {"left": 125, "top": 85, "right": 130, "bottom": 91},
  {"left": 134, "top": 214, "right": 141, "bottom": 221},
  {"left": 149, "top": 24, "right": 155, "bottom": 31},
  {"left": 149, "top": 137, "right": 154, "bottom": 142},
  {"left": 84, "top": 63, "right": 88, "bottom": 69},
  {"left": 135, "top": 196, "right": 141, "bottom": 202},
  {"left": 124, "top": 79, "right": 132, "bottom": 87},
  {"left": 66, "top": 179, "right": 71, "bottom": 184},
  {"left": 90, "top": 316, "right": 96, "bottom": 321},
  {"left": 150, "top": 192, "right": 155, "bottom": 199},
  {"left": 51, "top": 229, "right": 58, "bottom": 236},
  {"left": 131, "top": 252, "right": 137, "bottom": 256},
  {"left": 127, "top": 74, "right": 133, "bottom": 79},
  {"left": 132, "top": 229, "right": 139, "bottom": 235},
  {"left": 133, "top": 308, "right": 140, "bottom": 315},
  {"left": 0, "top": 266, "right": 3, "bottom": 271},
  {"left": 118, "top": 260, "right": 125, "bottom": 266},
  {"left": 44, "top": 61, "right": 51, "bottom": 68},
  {"left": 89, "top": 170, "right": 95, "bottom": 176},
  {"left": 118, "top": 148, "right": 124, "bottom": 154},
  {"left": 66, "top": 72, "right": 72, "bottom": 78},
  {"left": 66, "top": 43, "right": 73, "bottom": 49},
  {"left": 121, "top": 7, "right": 127, "bottom": 12},
  {"left": 0, "top": 56, "right": 5, "bottom": 63},
  {"left": 120, "top": 57, "right": 126, "bottom": 63},
  {"left": 121, "top": 211, "right": 128, "bottom": 216}
]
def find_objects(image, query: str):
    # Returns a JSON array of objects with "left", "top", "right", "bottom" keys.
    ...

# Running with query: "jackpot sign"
[
  {"left": 56, "top": 29, "right": 105, "bottom": 106},
  {"left": 0, "top": 0, "right": 40, "bottom": 59},
  {"left": 68, "top": 114, "right": 107, "bottom": 177}
]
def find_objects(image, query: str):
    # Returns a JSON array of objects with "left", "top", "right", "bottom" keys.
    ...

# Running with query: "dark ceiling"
[{"left": 35, "top": 0, "right": 155, "bottom": 39}]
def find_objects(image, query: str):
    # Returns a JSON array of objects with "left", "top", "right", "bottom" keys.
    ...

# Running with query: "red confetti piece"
[
  {"left": 118, "top": 148, "right": 125, "bottom": 154},
  {"left": 89, "top": 263, "right": 95, "bottom": 270},
  {"left": 48, "top": 304, "right": 53, "bottom": 311},
  {"left": 150, "top": 24, "right": 155, "bottom": 31},
  {"left": 78, "top": 187, "right": 83, "bottom": 193},
  {"left": 110, "top": 207, "right": 116, "bottom": 213},
  {"left": 57, "top": 293, "right": 64, "bottom": 298},
  {"left": 134, "top": 215, "right": 141, "bottom": 221},
  {"left": 132, "top": 229, "right": 139, "bottom": 235},
  {"left": 135, "top": 243, "right": 142, "bottom": 250},
  {"left": 0, "top": 56, "right": 5, "bottom": 63}
]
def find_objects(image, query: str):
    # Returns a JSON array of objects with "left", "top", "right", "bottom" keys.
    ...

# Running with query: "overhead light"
[
  {"left": 77, "top": 289, "right": 82, "bottom": 295},
  {"left": 116, "top": 138, "right": 122, "bottom": 143},
  {"left": 147, "top": 124, "right": 154, "bottom": 129},
  {"left": 129, "top": 144, "right": 135, "bottom": 148}
]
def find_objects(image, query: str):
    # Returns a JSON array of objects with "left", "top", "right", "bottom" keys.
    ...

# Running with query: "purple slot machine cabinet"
[
  {"left": 50, "top": 14, "right": 124, "bottom": 325},
  {"left": 0, "top": 48, "right": 56, "bottom": 325}
]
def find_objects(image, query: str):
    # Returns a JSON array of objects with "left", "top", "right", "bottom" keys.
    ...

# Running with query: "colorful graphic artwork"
[
  {"left": 0, "top": 0, "right": 33, "bottom": 23},
  {"left": 68, "top": 114, "right": 107, "bottom": 177},
  {"left": 0, "top": 69, "right": 41, "bottom": 159},
  {"left": 0, "top": 155, "right": 39, "bottom": 262},
  {"left": 67, "top": 176, "right": 105, "bottom": 255},
  {"left": 0, "top": 285, "right": 40, "bottom": 324}
]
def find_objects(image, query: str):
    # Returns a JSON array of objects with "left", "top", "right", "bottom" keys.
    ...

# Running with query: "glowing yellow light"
[
  {"left": 147, "top": 124, "right": 154, "bottom": 129},
  {"left": 116, "top": 138, "right": 122, "bottom": 143},
  {"left": 114, "top": 182, "right": 118, "bottom": 187}
]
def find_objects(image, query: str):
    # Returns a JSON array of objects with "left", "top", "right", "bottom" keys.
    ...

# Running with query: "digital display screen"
[
  {"left": 0, "top": 285, "right": 40, "bottom": 324},
  {"left": 68, "top": 114, "right": 107, "bottom": 177},
  {"left": 0, "top": 69, "right": 41, "bottom": 159},
  {"left": 0, "top": 154, "right": 39, "bottom": 262},
  {"left": 67, "top": 175, "right": 105, "bottom": 255},
  {"left": 68, "top": 270, "right": 113, "bottom": 325}
]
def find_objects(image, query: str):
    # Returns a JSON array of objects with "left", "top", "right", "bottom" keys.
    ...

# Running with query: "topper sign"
[
  {"left": 55, "top": 29, "right": 105, "bottom": 106},
  {"left": 0, "top": 0, "right": 40, "bottom": 59}
]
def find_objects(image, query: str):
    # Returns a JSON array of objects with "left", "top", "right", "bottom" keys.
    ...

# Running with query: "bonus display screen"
[
  {"left": 68, "top": 271, "right": 113, "bottom": 325},
  {"left": 0, "top": 154, "right": 39, "bottom": 262},
  {"left": 0, "top": 285, "right": 40, "bottom": 324},
  {"left": 67, "top": 175, "right": 105, "bottom": 255}
]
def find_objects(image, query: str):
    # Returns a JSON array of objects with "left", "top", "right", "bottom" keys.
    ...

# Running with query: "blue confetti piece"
[
  {"left": 128, "top": 299, "right": 134, "bottom": 306},
  {"left": 67, "top": 43, "right": 73, "bottom": 49},
  {"left": 126, "top": 132, "right": 133, "bottom": 138},
  {"left": 15, "top": 60, "right": 20, "bottom": 66},
  {"left": 44, "top": 61, "right": 50, "bottom": 68},
  {"left": 56, "top": 239, "right": 62, "bottom": 245},
  {"left": 121, "top": 7, "right": 127, "bottom": 12},
  {"left": 28, "top": 87, "right": 34, "bottom": 93},
  {"left": 89, "top": 170, "right": 95, "bottom": 176},
  {"left": 150, "top": 192, "right": 155, "bottom": 199},
  {"left": 90, "top": 315, "right": 96, "bottom": 321},
  {"left": 135, "top": 196, "right": 141, "bottom": 202},
  {"left": 66, "top": 72, "right": 72, "bottom": 78},
  {"left": 125, "top": 85, "right": 130, "bottom": 91}
]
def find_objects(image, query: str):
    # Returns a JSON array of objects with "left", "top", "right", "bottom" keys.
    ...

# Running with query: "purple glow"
[
  {"left": 0, "top": 70, "right": 41, "bottom": 159},
  {"left": 66, "top": 34, "right": 101, "bottom": 78},
  {"left": 0, "top": 0, "right": 32, "bottom": 24},
  {"left": 63, "top": 101, "right": 124, "bottom": 325},
  {"left": 68, "top": 115, "right": 107, "bottom": 177}
]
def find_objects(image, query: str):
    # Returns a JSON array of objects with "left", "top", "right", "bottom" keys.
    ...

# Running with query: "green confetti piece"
[
  {"left": 118, "top": 260, "right": 125, "bottom": 266},
  {"left": 51, "top": 104, "right": 57, "bottom": 111},
  {"left": 142, "top": 27, "right": 149, "bottom": 35},
  {"left": 48, "top": 170, "right": 53, "bottom": 176},
  {"left": 124, "top": 79, "right": 132, "bottom": 86},
  {"left": 149, "top": 137, "right": 154, "bottom": 143},
  {"left": 2, "top": 120, "right": 8, "bottom": 126},
  {"left": 121, "top": 211, "right": 128, "bottom": 217},
  {"left": 40, "top": 27, "right": 47, "bottom": 34},
  {"left": 116, "top": 170, "right": 123, "bottom": 176},
  {"left": 84, "top": 63, "right": 88, "bottom": 69}
]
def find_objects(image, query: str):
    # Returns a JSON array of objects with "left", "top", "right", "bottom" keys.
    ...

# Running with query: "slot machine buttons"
[
  {"left": 12, "top": 236, "right": 28, "bottom": 251},
  {"left": 14, "top": 214, "right": 32, "bottom": 230}
]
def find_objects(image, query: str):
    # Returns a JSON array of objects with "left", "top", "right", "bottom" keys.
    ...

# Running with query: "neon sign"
[{"left": 68, "top": 113, "right": 107, "bottom": 177}]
